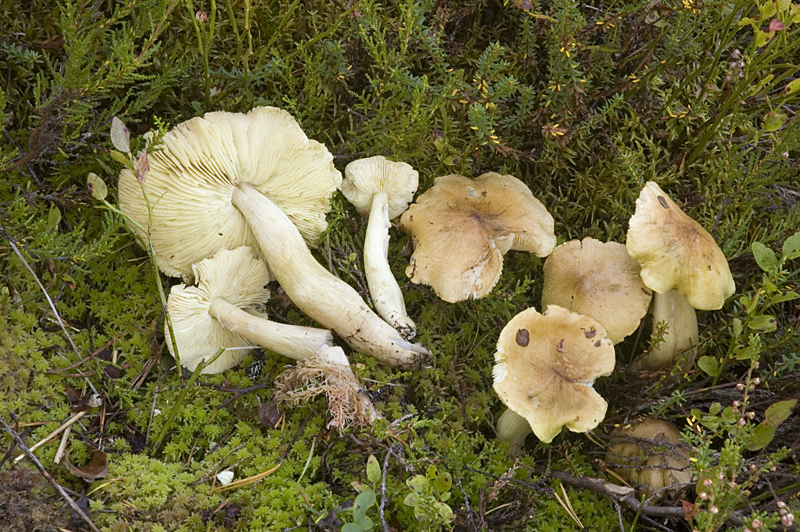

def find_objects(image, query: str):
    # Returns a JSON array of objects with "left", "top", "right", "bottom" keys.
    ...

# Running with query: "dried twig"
[{"left": 0, "top": 416, "right": 101, "bottom": 532}]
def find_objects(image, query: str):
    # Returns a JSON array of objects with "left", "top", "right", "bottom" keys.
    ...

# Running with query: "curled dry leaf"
[{"left": 65, "top": 449, "right": 108, "bottom": 480}]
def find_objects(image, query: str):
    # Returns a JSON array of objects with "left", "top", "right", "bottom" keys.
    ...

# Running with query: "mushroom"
[
  {"left": 119, "top": 107, "right": 430, "bottom": 369},
  {"left": 542, "top": 237, "right": 652, "bottom": 344},
  {"left": 340, "top": 156, "right": 419, "bottom": 340},
  {"left": 165, "top": 246, "right": 334, "bottom": 373},
  {"left": 274, "top": 346, "right": 378, "bottom": 430},
  {"left": 400, "top": 172, "right": 556, "bottom": 302},
  {"left": 626, "top": 182, "right": 735, "bottom": 369},
  {"left": 493, "top": 305, "right": 615, "bottom": 451},
  {"left": 606, "top": 417, "right": 692, "bottom": 501}
]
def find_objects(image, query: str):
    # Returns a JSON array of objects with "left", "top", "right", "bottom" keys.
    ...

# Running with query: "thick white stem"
[
  {"left": 208, "top": 297, "right": 333, "bottom": 360},
  {"left": 496, "top": 408, "right": 532, "bottom": 456},
  {"left": 642, "top": 289, "right": 698, "bottom": 370},
  {"left": 231, "top": 183, "right": 430, "bottom": 369},
  {"left": 364, "top": 191, "right": 416, "bottom": 340}
]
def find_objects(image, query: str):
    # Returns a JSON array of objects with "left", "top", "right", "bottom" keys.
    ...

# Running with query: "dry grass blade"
[
  {"left": 212, "top": 462, "right": 283, "bottom": 492},
  {"left": 554, "top": 481, "right": 585, "bottom": 529}
]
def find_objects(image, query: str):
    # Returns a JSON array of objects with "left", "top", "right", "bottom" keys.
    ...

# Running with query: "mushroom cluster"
[{"left": 114, "top": 106, "right": 734, "bottom": 449}]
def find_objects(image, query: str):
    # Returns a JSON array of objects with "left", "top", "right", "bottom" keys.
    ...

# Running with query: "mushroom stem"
[
  {"left": 364, "top": 190, "right": 416, "bottom": 340},
  {"left": 207, "top": 297, "right": 334, "bottom": 360},
  {"left": 641, "top": 289, "right": 698, "bottom": 370},
  {"left": 496, "top": 408, "right": 533, "bottom": 456},
  {"left": 231, "top": 183, "right": 430, "bottom": 369}
]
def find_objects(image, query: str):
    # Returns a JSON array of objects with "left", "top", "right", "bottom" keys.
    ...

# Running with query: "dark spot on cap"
[
  {"left": 219, "top": 233, "right": 223, "bottom": 236},
  {"left": 708, "top": 264, "right": 712, "bottom": 270},
  {"left": 482, "top": 191, "right": 487, "bottom": 196},
  {"left": 594, "top": 340, "right": 602, "bottom": 347},
  {"left": 657, "top": 195, "right": 669, "bottom": 209},
  {"left": 516, "top": 329, "right": 529, "bottom": 346},
  {"left": 584, "top": 327, "right": 596, "bottom": 339},
  {"left": 557, "top": 339, "right": 565, "bottom": 352}
]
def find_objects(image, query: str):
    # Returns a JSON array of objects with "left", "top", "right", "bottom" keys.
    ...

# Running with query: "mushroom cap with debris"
[
  {"left": 119, "top": 106, "right": 341, "bottom": 282},
  {"left": 542, "top": 237, "right": 652, "bottom": 344},
  {"left": 400, "top": 172, "right": 556, "bottom": 302},
  {"left": 493, "top": 305, "right": 615, "bottom": 443},
  {"left": 606, "top": 417, "right": 692, "bottom": 501},
  {"left": 626, "top": 182, "right": 735, "bottom": 310}
]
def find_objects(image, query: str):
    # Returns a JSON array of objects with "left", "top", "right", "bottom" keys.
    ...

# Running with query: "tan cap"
[
  {"left": 341, "top": 156, "right": 419, "bottom": 219},
  {"left": 401, "top": 172, "right": 556, "bottom": 302},
  {"left": 626, "top": 182, "right": 734, "bottom": 310},
  {"left": 166, "top": 246, "right": 270, "bottom": 374},
  {"left": 493, "top": 305, "right": 615, "bottom": 443},
  {"left": 542, "top": 237, "right": 652, "bottom": 344},
  {"left": 606, "top": 417, "right": 692, "bottom": 500},
  {"left": 119, "top": 106, "right": 341, "bottom": 281}
]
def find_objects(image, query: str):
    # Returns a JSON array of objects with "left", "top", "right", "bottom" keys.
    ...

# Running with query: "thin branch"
[{"left": 0, "top": 416, "right": 101, "bottom": 532}]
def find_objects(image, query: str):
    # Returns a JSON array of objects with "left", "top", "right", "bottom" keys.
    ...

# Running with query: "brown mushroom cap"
[
  {"left": 401, "top": 172, "right": 556, "bottom": 302},
  {"left": 118, "top": 106, "right": 341, "bottom": 281},
  {"left": 626, "top": 182, "right": 735, "bottom": 310},
  {"left": 542, "top": 237, "right": 652, "bottom": 344},
  {"left": 492, "top": 305, "right": 615, "bottom": 443},
  {"left": 606, "top": 418, "right": 692, "bottom": 501}
]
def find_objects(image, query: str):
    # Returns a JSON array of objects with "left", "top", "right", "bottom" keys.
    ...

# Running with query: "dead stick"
[
  {"left": 14, "top": 411, "right": 86, "bottom": 463},
  {"left": 0, "top": 416, "right": 101, "bottom": 532}
]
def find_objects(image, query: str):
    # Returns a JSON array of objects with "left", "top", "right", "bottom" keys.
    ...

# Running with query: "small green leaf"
[
  {"left": 109, "top": 149, "right": 134, "bottom": 170},
  {"left": 366, "top": 455, "right": 381, "bottom": 484},
  {"left": 341, "top": 523, "right": 365, "bottom": 532},
  {"left": 110, "top": 116, "right": 130, "bottom": 154},
  {"left": 752, "top": 242, "right": 778, "bottom": 271},
  {"left": 191, "top": 101, "right": 203, "bottom": 113},
  {"left": 746, "top": 424, "right": 776, "bottom": 451},
  {"left": 87, "top": 173, "right": 108, "bottom": 201},
  {"left": 353, "top": 490, "right": 376, "bottom": 522},
  {"left": 351, "top": 481, "right": 369, "bottom": 493},
  {"left": 709, "top": 402, "right": 721, "bottom": 415},
  {"left": 785, "top": 78, "right": 800, "bottom": 96},
  {"left": 733, "top": 345, "right": 756, "bottom": 360},
  {"left": 764, "top": 111, "right": 787, "bottom": 132},
  {"left": 433, "top": 471, "right": 452, "bottom": 493},
  {"left": 759, "top": 1, "right": 777, "bottom": 19},
  {"left": 732, "top": 318, "right": 743, "bottom": 338},
  {"left": 403, "top": 493, "right": 420, "bottom": 507},
  {"left": 698, "top": 356, "right": 719, "bottom": 377},
  {"left": 772, "top": 292, "right": 800, "bottom": 304},
  {"left": 782, "top": 231, "right": 800, "bottom": 259},
  {"left": 749, "top": 314, "right": 777, "bottom": 332},
  {"left": 47, "top": 206, "right": 61, "bottom": 229},
  {"left": 764, "top": 399, "right": 797, "bottom": 426},
  {"left": 354, "top": 515, "right": 373, "bottom": 530},
  {"left": 755, "top": 29, "right": 773, "bottom": 46}
]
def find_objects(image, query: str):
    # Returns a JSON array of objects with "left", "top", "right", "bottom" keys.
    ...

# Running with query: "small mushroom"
[
  {"left": 341, "top": 156, "right": 419, "bottom": 340},
  {"left": 606, "top": 418, "right": 692, "bottom": 501},
  {"left": 542, "top": 237, "right": 652, "bottom": 344},
  {"left": 119, "top": 107, "right": 430, "bottom": 369},
  {"left": 166, "top": 246, "right": 334, "bottom": 373},
  {"left": 626, "top": 182, "right": 735, "bottom": 369},
  {"left": 493, "top": 305, "right": 615, "bottom": 449},
  {"left": 400, "top": 172, "right": 556, "bottom": 302}
]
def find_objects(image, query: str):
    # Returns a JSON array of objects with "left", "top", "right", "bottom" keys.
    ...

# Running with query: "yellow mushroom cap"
[
  {"left": 400, "top": 172, "right": 556, "bottom": 302},
  {"left": 626, "top": 182, "right": 735, "bottom": 310},
  {"left": 542, "top": 237, "right": 652, "bottom": 344},
  {"left": 492, "top": 305, "right": 615, "bottom": 443},
  {"left": 119, "top": 106, "right": 341, "bottom": 281},
  {"left": 606, "top": 417, "right": 692, "bottom": 501}
]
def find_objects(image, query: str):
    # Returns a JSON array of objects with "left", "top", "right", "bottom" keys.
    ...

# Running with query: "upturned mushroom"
[
  {"left": 626, "top": 182, "right": 735, "bottom": 369},
  {"left": 400, "top": 172, "right": 556, "bottom": 302},
  {"left": 542, "top": 237, "right": 652, "bottom": 344},
  {"left": 340, "top": 156, "right": 419, "bottom": 340},
  {"left": 119, "top": 107, "right": 430, "bottom": 369},
  {"left": 606, "top": 418, "right": 692, "bottom": 501},
  {"left": 493, "top": 305, "right": 615, "bottom": 451},
  {"left": 165, "top": 246, "right": 334, "bottom": 373}
]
